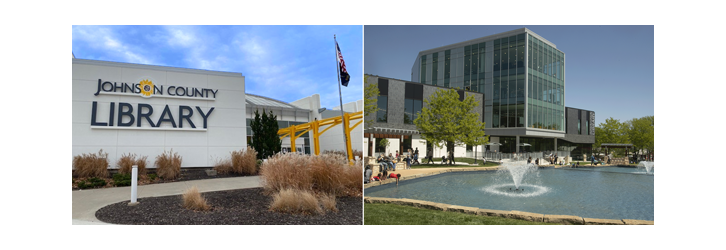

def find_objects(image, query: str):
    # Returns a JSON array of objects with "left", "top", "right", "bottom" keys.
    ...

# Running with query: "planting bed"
[
  {"left": 72, "top": 168, "right": 251, "bottom": 191},
  {"left": 95, "top": 187, "right": 362, "bottom": 225}
]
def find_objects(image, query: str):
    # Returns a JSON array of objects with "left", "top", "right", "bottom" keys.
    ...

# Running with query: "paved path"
[{"left": 72, "top": 176, "right": 261, "bottom": 225}]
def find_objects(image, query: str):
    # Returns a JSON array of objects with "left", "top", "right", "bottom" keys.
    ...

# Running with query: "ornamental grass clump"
[
  {"left": 260, "top": 152, "right": 363, "bottom": 197},
  {"left": 213, "top": 157, "right": 233, "bottom": 175},
  {"left": 231, "top": 147, "right": 258, "bottom": 175},
  {"left": 182, "top": 186, "right": 211, "bottom": 211},
  {"left": 321, "top": 150, "right": 364, "bottom": 160},
  {"left": 339, "top": 160, "right": 363, "bottom": 196},
  {"left": 155, "top": 149, "right": 182, "bottom": 180},
  {"left": 73, "top": 149, "right": 109, "bottom": 178},
  {"left": 269, "top": 188, "right": 322, "bottom": 215},
  {"left": 260, "top": 153, "right": 313, "bottom": 194},
  {"left": 309, "top": 153, "right": 348, "bottom": 195},
  {"left": 117, "top": 153, "right": 148, "bottom": 175},
  {"left": 319, "top": 193, "right": 338, "bottom": 212}
]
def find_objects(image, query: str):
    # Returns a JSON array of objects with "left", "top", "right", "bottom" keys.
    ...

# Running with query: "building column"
[
  {"left": 400, "top": 135, "right": 404, "bottom": 155},
  {"left": 368, "top": 134, "right": 373, "bottom": 157},
  {"left": 516, "top": 135, "right": 520, "bottom": 153}
]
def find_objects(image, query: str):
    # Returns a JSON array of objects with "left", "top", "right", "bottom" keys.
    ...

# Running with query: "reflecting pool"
[{"left": 365, "top": 167, "right": 654, "bottom": 221}]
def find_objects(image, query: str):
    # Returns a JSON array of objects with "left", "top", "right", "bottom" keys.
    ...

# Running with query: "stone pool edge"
[
  {"left": 364, "top": 197, "right": 654, "bottom": 225},
  {"left": 364, "top": 167, "right": 654, "bottom": 225}
]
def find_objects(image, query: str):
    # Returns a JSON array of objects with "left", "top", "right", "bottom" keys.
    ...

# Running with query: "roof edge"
[{"left": 72, "top": 58, "right": 244, "bottom": 78}]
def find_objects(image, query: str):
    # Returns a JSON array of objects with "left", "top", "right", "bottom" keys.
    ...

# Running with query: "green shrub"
[
  {"left": 78, "top": 177, "right": 107, "bottom": 189},
  {"left": 112, "top": 173, "right": 133, "bottom": 187},
  {"left": 148, "top": 173, "right": 157, "bottom": 181}
]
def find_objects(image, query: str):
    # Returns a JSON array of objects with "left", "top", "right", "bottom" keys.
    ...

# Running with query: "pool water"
[
  {"left": 566, "top": 166, "right": 654, "bottom": 174},
  {"left": 365, "top": 167, "right": 654, "bottom": 221}
]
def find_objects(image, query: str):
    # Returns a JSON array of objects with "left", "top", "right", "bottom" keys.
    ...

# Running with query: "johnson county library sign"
[
  {"left": 73, "top": 58, "right": 247, "bottom": 168},
  {"left": 90, "top": 79, "right": 217, "bottom": 131}
]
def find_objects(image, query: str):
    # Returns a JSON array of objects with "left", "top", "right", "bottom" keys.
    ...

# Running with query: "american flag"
[{"left": 336, "top": 41, "right": 350, "bottom": 87}]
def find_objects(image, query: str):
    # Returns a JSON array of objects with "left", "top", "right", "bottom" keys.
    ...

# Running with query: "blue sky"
[
  {"left": 72, "top": 25, "right": 363, "bottom": 109},
  {"left": 364, "top": 25, "right": 654, "bottom": 126}
]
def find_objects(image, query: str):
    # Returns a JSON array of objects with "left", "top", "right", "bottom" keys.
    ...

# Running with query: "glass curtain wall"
[
  {"left": 490, "top": 34, "right": 526, "bottom": 128},
  {"left": 421, "top": 43, "right": 488, "bottom": 94},
  {"left": 462, "top": 42, "right": 486, "bottom": 93},
  {"left": 527, "top": 34, "right": 565, "bottom": 131}
]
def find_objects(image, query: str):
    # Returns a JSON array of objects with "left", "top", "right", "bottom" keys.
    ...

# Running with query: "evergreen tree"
[{"left": 250, "top": 109, "right": 282, "bottom": 159}]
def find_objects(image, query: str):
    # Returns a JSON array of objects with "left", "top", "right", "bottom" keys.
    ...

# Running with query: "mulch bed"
[
  {"left": 95, "top": 188, "right": 363, "bottom": 225},
  {"left": 73, "top": 168, "right": 249, "bottom": 191}
]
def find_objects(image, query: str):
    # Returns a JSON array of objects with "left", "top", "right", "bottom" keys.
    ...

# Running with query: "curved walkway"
[{"left": 72, "top": 176, "right": 261, "bottom": 225}]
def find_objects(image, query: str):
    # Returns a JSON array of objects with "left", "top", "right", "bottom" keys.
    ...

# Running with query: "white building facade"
[{"left": 72, "top": 58, "right": 247, "bottom": 168}]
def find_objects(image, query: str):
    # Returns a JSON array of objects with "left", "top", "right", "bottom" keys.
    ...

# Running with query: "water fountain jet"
[
  {"left": 638, "top": 161, "right": 654, "bottom": 174},
  {"left": 498, "top": 160, "right": 538, "bottom": 189}
]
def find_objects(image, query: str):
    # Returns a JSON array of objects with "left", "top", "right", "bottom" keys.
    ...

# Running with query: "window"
[
  {"left": 432, "top": 52, "right": 438, "bottom": 86},
  {"left": 404, "top": 98, "right": 422, "bottom": 124},
  {"left": 420, "top": 55, "right": 427, "bottom": 83},
  {"left": 377, "top": 96, "right": 388, "bottom": 123}
]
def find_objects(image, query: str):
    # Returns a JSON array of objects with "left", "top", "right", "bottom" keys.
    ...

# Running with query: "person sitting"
[
  {"left": 384, "top": 154, "right": 396, "bottom": 171},
  {"left": 441, "top": 155, "right": 447, "bottom": 165},
  {"left": 535, "top": 158, "right": 539, "bottom": 166},
  {"left": 377, "top": 154, "right": 386, "bottom": 172}
]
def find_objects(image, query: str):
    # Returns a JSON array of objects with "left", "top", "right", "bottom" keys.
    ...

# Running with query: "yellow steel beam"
[{"left": 277, "top": 111, "right": 363, "bottom": 162}]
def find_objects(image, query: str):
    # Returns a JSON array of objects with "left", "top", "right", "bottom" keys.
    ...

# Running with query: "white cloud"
[
  {"left": 72, "top": 26, "right": 153, "bottom": 65},
  {"left": 166, "top": 27, "right": 197, "bottom": 47}
]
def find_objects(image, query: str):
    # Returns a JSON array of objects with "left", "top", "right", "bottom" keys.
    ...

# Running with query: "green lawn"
[{"left": 364, "top": 203, "right": 556, "bottom": 225}]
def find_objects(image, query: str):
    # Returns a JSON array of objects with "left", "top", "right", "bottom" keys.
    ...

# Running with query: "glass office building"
[{"left": 411, "top": 28, "right": 573, "bottom": 153}]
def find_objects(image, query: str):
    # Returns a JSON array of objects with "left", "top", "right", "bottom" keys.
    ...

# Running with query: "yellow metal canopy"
[{"left": 277, "top": 111, "right": 362, "bottom": 162}]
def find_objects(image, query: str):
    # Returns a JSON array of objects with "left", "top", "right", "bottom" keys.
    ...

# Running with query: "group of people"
[
  {"left": 377, "top": 147, "right": 430, "bottom": 171},
  {"left": 364, "top": 165, "right": 402, "bottom": 185}
]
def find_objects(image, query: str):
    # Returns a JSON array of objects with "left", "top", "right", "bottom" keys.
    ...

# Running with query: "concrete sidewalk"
[{"left": 72, "top": 176, "right": 261, "bottom": 225}]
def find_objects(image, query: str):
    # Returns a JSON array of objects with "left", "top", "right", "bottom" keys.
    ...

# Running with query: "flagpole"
[{"left": 334, "top": 35, "right": 350, "bottom": 161}]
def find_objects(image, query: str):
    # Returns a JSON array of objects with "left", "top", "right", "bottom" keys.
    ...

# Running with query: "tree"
[
  {"left": 627, "top": 116, "right": 654, "bottom": 161},
  {"left": 378, "top": 138, "right": 390, "bottom": 154},
  {"left": 414, "top": 88, "right": 488, "bottom": 164},
  {"left": 594, "top": 117, "right": 630, "bottom": 157},
  {"left": 250, "top": 109, "right": 282, "bottom": 160},
  {"left": 364, "top": 75, "right": 380, "bottom": 128}
]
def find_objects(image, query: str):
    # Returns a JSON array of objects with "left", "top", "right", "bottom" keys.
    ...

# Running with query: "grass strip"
[{"left": 364, "top": 203, "right": 556, "bottom": 225}]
